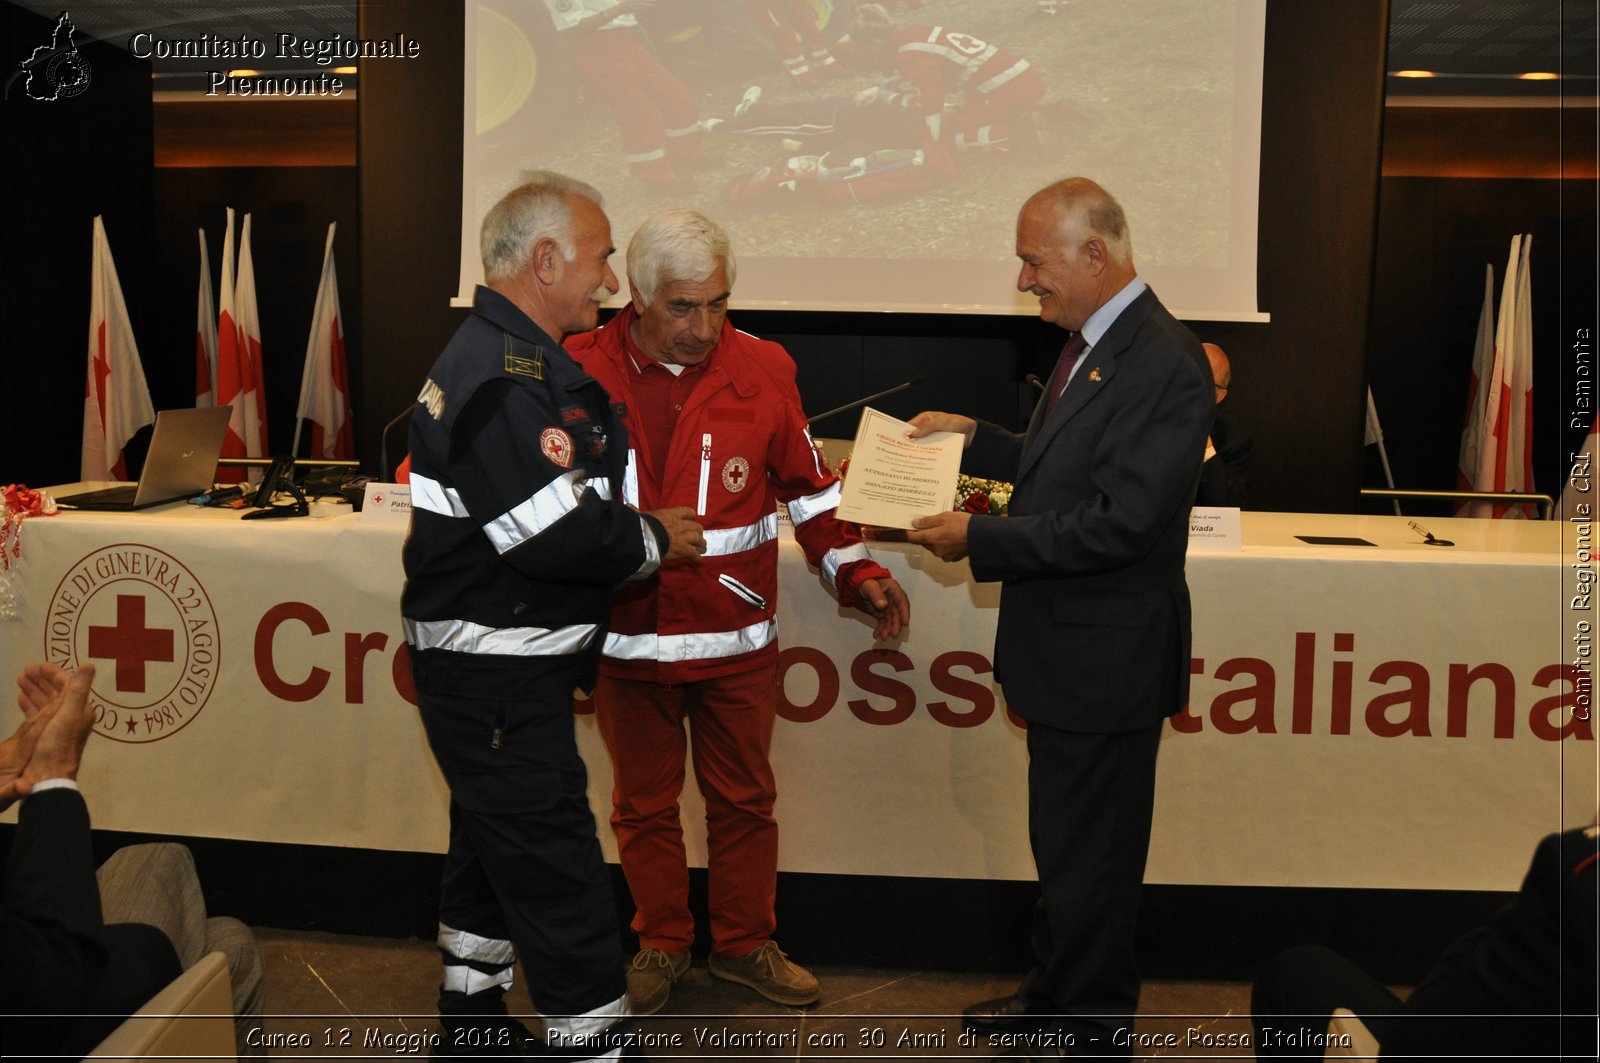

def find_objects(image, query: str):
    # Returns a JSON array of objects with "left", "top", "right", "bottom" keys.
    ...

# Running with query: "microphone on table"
[
  {"left": 806, "top": 375, "right": 926, "bottom": 429},
  {"left": 1407, "top": 520, "right": 1454, "bottom": 547},
  {"left": 1025, "top": 373, "right": 1046, "bottom": 393}
]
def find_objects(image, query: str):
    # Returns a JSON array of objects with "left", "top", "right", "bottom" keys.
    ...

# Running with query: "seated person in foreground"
[
  {"left": 1, "top": 662, "right": 265, "bottom": 1059},
  {"left": 1251, "top": 825, "right": 1599, "bottom": 1061}
]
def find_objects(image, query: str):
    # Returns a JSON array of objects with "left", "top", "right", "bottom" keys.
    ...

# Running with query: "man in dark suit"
[
  {"left": 896, "top": 178, "right": 1213, "bottom": 1055},
  {"left": 1196, "top": 342, "right": 1251, "bottom": 508},
  {"left": 0, "top": 662, "right": 183, "bottom": 1058},
  {"left": 1, "top": 662, "right": 265, "bottom": 1058}
]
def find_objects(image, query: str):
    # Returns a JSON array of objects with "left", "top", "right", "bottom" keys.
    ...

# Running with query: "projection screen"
[{"left": 457, "top": 0, "right": 1267, "bottom": 320}]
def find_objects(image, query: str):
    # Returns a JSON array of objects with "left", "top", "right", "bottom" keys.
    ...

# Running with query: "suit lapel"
[{"left": 1016, "top": 289, "right": 1158, "bottom": 484}]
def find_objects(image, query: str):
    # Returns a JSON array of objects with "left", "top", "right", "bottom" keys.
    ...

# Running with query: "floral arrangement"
[
  {"left": 955, "top": 474, "right": 1012, "bottom": 516},
  {"left": 1, "top": 484, "right": 58, "bottom": 621}
]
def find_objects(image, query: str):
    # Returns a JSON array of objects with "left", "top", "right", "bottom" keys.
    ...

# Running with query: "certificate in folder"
[{"left": 835, "top": 408, "right": 963, "bottom": 529}]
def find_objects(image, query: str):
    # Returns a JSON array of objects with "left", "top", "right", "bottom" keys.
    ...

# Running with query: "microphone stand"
[
  {"left": 379, "top": 405, "right": 415, "bottom": 481},
  {"left": 806, "top": 375, "right": 926, "bottom": 429}
]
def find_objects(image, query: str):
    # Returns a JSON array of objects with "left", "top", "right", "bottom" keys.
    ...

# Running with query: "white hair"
[
  {"left": 626, "top": 209, "right": 737, "bottom": 307},
  {"left": 480, "top": 170, "right": 604, "bottom": 284}
]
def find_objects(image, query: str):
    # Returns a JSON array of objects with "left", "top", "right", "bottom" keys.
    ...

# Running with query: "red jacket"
[
  {"left": 885, "top": 25, "right": 1034, "bottom": 137},
  {"left": 566, "top": 306, "right": 890, "bottom": 682}
]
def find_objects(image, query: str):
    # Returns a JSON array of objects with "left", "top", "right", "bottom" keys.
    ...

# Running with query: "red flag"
[
  {"left": 236, "top": 213, "right": 269, "bottom": 459},
  {"left": 214, "top": 208, "right": 250, "bottom": 482},
  {"left": 294, "top": 223, "right": 354, "bottom": 459},
  {"left": 81, "top": 216, "right": 155, "bottom": 482},
  {"left": 196, "top": 228, "right": 218, "bottom": 407},
  {"left": 1468, "top": 234, "right": 1536, "bottom": 518}
]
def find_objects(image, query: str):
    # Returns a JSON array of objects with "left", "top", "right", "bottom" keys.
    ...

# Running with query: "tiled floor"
[{"left": 251, "top": 928, "right": 1256, "bottom": 1060}]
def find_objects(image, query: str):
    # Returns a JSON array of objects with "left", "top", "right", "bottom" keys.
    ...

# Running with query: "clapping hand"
[{"left": 0, "top": 662, "right": 97, "bottom": 811}]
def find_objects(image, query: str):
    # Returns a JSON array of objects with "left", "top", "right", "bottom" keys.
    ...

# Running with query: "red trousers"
[
  {"left": 570, "top": 29, "right": 702, "bottom": 185},
  {"left": 932, "top": 67, "right": 1048, "bottom": 173},
  {"left": 593, "top": 663, "right": 778, "bottom": 957}
]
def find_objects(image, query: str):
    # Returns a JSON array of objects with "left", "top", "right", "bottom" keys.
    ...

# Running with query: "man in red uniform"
[
  {"left": 543, "top": 0, "right": 704, "bottom": 186},
  {"left": 746, "top": 0, "right": 839, "bottom": 83},
  {"left": 848, "top": 3, "right": 1045, "bottom": 176},
  {"left": 565, "top": 209, "right": 909, "bottom": 1015}
]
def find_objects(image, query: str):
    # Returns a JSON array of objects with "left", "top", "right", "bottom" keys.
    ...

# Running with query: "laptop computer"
[{"left": 58, "top": 406, "right": 234, "bottom": 510}]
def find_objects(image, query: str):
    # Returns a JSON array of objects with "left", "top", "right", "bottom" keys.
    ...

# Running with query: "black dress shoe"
[{"left": 962, "top": 994, "right": 1048, "bottom": 1034}]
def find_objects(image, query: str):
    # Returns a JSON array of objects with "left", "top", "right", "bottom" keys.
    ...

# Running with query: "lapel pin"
[{"left": 1088, "top": 367, "right": 1102, "bottom": 382}]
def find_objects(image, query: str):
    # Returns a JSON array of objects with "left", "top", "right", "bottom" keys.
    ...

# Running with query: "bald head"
[
  {"left": 1203, "top": 343, "right": 1230, "bottom": 403},
  {"left": 1023, "top": 178, "right": 1134, "bottom": 270},
  {"left": 1015, "top": 177, "right": 1137, "bottom": 331}
]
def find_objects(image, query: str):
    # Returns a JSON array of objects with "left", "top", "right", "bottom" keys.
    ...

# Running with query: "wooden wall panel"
[{"left": 155, "top": 98, "right": 357, "bottom": 168}]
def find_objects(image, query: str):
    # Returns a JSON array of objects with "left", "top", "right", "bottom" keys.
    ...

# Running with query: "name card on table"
[
  {"left": 1188, "top": 507, "right": 1242, "bottom": 551},
  {"left": 360, "top": 483, "right": 412, "bottom": 525}
]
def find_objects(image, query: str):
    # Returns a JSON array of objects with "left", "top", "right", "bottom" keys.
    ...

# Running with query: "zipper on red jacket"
[{"left": 697, "top": 432, "right": 712, "bottom": 515}]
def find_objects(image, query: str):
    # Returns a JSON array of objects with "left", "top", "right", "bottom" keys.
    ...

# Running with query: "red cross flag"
[
  {"left": 214, "top": 209, "right": 270, "bottom": 482},
  {"left": 195, "top": 227, "right": 219, "bottom": 407},
  {"left": 1465, "top": 234, "right": 1536, "bottom": 518},
  {"left": 1454, "top": 262, "right": 1495, "bottom": 508},
  {"left": 81, "top": 216, "right": 155, "bottom": 482},
  {"left": 293, "top": 223, "right": 354, "bottom": 459},
  {"left": 236, "top": 212, "right": 269, "bottom": 459},
  {"left": 215, "top": 208, "right": 249, "bottom": 482}
]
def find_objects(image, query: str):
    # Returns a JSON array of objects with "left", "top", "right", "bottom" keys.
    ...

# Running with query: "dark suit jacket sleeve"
[
  {"left": 0, "top": 788, "right": 111, "bottom": 1016},
  {"left": 967, "top": 350, "right": 1212, "bottom": 583},
  {"left": 964, "top": 421, "right": 1025, "bottom": 482},
  {"left": 1195, "top": 417, "right": 1251, "bottom": 509}
]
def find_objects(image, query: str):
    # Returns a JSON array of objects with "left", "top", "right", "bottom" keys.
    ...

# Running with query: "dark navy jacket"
[{"left": 401, "top": 287, "right": 664, "bottom": 691}]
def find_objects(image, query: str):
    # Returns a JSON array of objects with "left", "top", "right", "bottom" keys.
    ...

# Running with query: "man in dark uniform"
[{"left": 401, "top": 170, "right": 704, "bottom": 1057}]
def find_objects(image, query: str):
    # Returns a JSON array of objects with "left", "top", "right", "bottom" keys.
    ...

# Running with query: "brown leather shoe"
[
  {"left": 625, "top": 948, "right": 690, "bottom": 1016},
  {"left": 707, "top": 940, "right": 820, "bottom": 1006},
  {"left": 963, "top": 994, "right": 1048, "bottom": 1033}
]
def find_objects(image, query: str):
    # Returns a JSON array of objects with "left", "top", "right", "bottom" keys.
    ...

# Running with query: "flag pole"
[{"left": 1365, "top": 387, "right": 1401, "bottom": 515}]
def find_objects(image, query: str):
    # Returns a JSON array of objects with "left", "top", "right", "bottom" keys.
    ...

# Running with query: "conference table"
[{"left": 0, "top": 488, "right": 1588, "bottom": 894}]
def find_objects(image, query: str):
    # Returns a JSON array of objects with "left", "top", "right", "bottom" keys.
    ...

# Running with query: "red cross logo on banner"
[
  {"left": 44, "top": 544, "right": 221, "bottom": 743},
  {"left": 88, "top": 594, "right": 174, "bottom": 692}
]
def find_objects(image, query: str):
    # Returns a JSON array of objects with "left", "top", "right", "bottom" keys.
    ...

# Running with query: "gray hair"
[
  {"left": 627, "top": 209, "right": 737, "bottom": 307},
  {"left": 480, "top": 170, "right": 604, "bottom": 284},
  {"left": 1032, "top": 177, "right": 1134, "bottom": 267}
]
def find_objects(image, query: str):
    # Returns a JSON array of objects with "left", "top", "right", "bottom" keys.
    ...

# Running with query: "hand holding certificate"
[{"left": 835, "top": 408, "right": 964, "bottom": 529}]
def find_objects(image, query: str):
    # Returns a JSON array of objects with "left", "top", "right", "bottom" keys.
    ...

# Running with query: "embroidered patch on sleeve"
[{"left": 540, "top": 427, "right": 575, "bottom": 468}]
